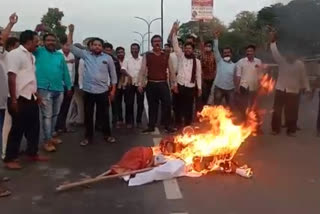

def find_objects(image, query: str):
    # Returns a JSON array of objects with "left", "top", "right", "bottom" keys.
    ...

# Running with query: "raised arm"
[
  {"left": 1, "top": 13, "right": 18, "bottom": 49},
  {"left": 213, "top": 31, "right": 222, "bottom": 63},
  {"left": 171, "top": 22, "right": 183, "bottom": 58},
  {"left": 269, "top": 31, "right": 285, "bottom": 64},
  {"left": 67, "top": 24, "right": 86, "bottom": 59}
]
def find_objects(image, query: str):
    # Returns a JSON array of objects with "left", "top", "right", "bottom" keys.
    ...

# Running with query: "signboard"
[{"left": 191, "top": 0, "right": 214, "bottom": 21}]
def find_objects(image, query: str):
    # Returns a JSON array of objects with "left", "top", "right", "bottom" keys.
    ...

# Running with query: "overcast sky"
[{"left": 0, "top": 0, "right": 290, "bottom": 51}]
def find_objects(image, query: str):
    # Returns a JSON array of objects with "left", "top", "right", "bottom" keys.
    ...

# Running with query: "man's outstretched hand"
[
  {"left": 171, "top": 21, "right": 180, "bottom": 35},
  {"left": 213, "top": 30, "right": 220, "bottom": 39},
  {"left": 269, "top": 31, "right": 277, "bottom": 43},
  {"left": 68, "top": 24, "right": 75, "bottom": 33},
  {"left": 9, "top": 13, "right": 18, "bottom": 25}
]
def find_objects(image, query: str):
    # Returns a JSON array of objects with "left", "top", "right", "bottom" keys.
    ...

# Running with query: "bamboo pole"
[
  {"left": 96, "top": 170, "right": 112, "bottom": 178},
  {"left": 56, "top": 167, "right": 154, "bottom": 192}
]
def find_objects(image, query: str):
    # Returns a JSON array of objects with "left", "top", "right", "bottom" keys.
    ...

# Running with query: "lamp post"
[
  {"left": 133, "top": 31, "right": 149, "bottom": 53},
  {"left": 134, "top": 16, "right": 161, "bottom": 51},
  {"left": 161, "top": 0, "right": 164, "bottom": 47}
]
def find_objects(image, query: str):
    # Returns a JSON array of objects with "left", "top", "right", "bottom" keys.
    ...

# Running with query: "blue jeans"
[
  {"left": 38, "top": 89, "right": 64, "bottom": 141},
  {"left": 0, "top": 109, "right": 5, "bottom": 155}
]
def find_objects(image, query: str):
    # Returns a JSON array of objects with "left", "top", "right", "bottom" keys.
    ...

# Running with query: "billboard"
[{"left": 191, "top": 0, "right": 214, "bottom": 21}]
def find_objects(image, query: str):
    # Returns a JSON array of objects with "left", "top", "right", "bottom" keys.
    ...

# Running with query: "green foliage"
[
  {"left": 41, "top": 8, "right": 67, "bottom": 42},
  {"left": 178, "top": 0, "right": 320, "bottom": 59},
  {"left": 178, "top": 17, "right": 227, "bottom": 43},
  {"left": 257, "top": 0, "right": 320, "bottom": 56}
]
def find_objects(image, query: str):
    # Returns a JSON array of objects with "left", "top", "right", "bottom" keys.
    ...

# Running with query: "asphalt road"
[{"left": 0, "top": 93, "right": 319, "bottom": 214}]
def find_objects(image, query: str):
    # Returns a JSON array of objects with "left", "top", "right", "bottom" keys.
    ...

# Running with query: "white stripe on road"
[
  {"left": 153, "top": 138, "right": 183, "bottom": 200},
  {"left": 163, "top": 179, "right": 183, "bottom": 200},
  {"left": 153, "top": 127, "right": 160, "bottom": 135},
  {"left": 171, "top": 213, "right": 189, "bottom": 214}
]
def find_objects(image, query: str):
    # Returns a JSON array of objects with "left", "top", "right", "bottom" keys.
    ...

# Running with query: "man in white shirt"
[
  {"left": 171, "top": 22, "right": 202, "bottom": 128},
  {"left": 210, "top": 30, "right": 236, "bottom": 107},
  {"left": 4, "top": 30, "right": 49, "bottom": 170},
  {"left": 0, "top": 13, "right": 17, "bottom": 161},
  {"left": 235, "top": 45, "right": 263, "bottom": 132},
  {"left": 56, "top": 38, "right": 76, "bottom": 133},
  {"left": 121, "top": 43, "right": 144, "bottom": 128},
  {"left": 269, "top": 32, "right": 311, "bottom": 136}
]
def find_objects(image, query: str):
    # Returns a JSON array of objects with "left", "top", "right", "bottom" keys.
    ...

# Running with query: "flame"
[
  {"left": 158, "top": 106, "right": 258, "bottom": 174},
  {"left": 259, "top": 73, "right": 275, "bottom": 95}
]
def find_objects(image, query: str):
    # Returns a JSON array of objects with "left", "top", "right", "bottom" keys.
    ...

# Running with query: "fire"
[
  {"left": 159, "top": 106, "right": 258, "bottom": 174},
  {"left": 259, "top": 73, "right": 275, "bottom": 95}
]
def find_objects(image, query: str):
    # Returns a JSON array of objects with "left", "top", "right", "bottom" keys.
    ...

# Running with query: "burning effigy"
[
  {"left": 155, "top": 105, "right": 258, "bottom": 176},
  {"left": 56, "top": 74, "right": 275, "bottom": 192}
]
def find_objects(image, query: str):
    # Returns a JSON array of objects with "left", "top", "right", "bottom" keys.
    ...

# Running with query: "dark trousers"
[
  {"left": 4, "top": 97, "right": 40, "bottom": 162},
  {"left": 214, "top": 86, "right": 234, "bottom": 106},
  {"left": 83, "top": 91, "right": 111, "bottom": 140},
  {"left": 238, "top": 87, "right": 258, "bottom": 118},
  {"left": 196, "top": 79, "right": 214, "bottom": 112},
  {"left": 0, "top": 109, "right": 5, "bottom": 154},
  {"left": 271, "top": 90, "right": 299, "bottom": 133},
  {"left": 317, "top": 92, "right": 320, "bottom": 132},
  {"left": 56, "top": 89, "right": 73, "bottom": 131},
  {"left": 146, "top": 82, "right": 172, "bottom": 129},
  {"left": 115, "top": 88, "right": 124, "bottom": 122},
  {"left": 111, "top": 99, "right": 117, "bottom": 125},
  {"left": 124, "top": 85, "right": 144, "bottom": 125},
  {"left": 175, "top": 85, "right": 195, "bottom": 127}
]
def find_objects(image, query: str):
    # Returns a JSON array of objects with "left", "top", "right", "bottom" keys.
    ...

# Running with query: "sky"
[{"left": 0, "top": 0, "right": 291, "bottom": 51}]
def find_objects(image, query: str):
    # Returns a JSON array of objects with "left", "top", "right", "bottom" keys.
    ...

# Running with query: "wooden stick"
[
  {"left": 96, "top": 169, "right": 112, "bottom": 178},
  {"left": 56, "top": 167, "right": 154, "bottom": 192}
]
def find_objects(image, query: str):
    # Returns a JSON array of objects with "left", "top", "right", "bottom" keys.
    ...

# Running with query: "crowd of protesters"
[{"left": 0, "top": 14, "right": 317, "bottom": 197}]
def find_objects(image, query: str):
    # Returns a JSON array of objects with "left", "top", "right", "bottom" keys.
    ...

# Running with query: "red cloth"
[{"left": 111, "top": 147, "right": 153, "bottom": 174}]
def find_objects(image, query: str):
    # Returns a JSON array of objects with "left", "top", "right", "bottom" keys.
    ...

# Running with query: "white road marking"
[
  {"left": 154, "top": 127, "right": 160, "bottom": 135},
  {"left": 171, "top": 213, "right": 189, "bottom": 214},
  {"left": 153, "top": 138, "right": 183, "bottom": 200}
]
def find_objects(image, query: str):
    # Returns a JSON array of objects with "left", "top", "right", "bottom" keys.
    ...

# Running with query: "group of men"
[{"left": 0, "top": 14, "right": 317, "bottom": 197}]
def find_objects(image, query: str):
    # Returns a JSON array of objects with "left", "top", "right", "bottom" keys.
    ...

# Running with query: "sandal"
[
  {"left": 0, "top": 186, "right": 11, "bottom": 198},
  {"left": 105, "top": 136, "right": 116, "bottom": 144},
  {"left": 80, "top": 139, "right": 91, "bottom": 147}
]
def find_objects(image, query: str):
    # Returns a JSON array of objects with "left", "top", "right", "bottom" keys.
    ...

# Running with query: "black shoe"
[
  {"left": 287, "top": 132, "right": 297, "bottom": 137},
  {"left": 165, "top": 127, "right": 177, "bottom": 133},
  {"left": 142, "top": 128, "right": 155, "bottom": 134},
  {"left": 271, "top": 131, "right": 280, "bottom": 136}
]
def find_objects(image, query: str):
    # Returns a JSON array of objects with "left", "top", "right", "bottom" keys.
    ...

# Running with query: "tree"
[
  {"left": 178, "top": 17, "right": 227, "bottom": 44},
  {"left": 257, "top": 0, "right": 320, "bottom": 56},
  {"left": 40, "top": 8, "right": 67, "bottom": 42}
]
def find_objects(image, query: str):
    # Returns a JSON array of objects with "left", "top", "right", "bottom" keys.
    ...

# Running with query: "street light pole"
[
  {"left": 134, "top": 16, "right": 161, "bottom": 51},
  {"left": 133, "top": 31, "right": 149, "bottom": 53},
  {"left": 161, "top": 0, "right": 164, "bottom": 48}
]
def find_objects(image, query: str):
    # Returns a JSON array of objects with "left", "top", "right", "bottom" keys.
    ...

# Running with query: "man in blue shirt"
[
  {"left": 210, "top": 31, "right": 235, "bottom": 107},
  {"left": 34, "top": 33, "right": 72, "bottom": 152},
  {"left": 67, "top": 24, "right": 117, "bottom": 146}
]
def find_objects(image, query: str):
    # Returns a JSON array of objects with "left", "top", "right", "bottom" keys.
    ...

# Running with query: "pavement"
[{"left": 0, "top": 93, "right": 320, "bottom": 214}]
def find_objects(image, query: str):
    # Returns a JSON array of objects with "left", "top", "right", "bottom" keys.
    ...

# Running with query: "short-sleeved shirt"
[
  {"left": 236, "top": 57, "right": 262, "bottom": 91},
  {"left": 7, "top": 45, "right": 37, "bottom": 100},
  {"left": 70, "top": 45, "right": 118, "bottom": 94},
  {"left": 121, "top": 55, "right": 142, "bottom": 86}
]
